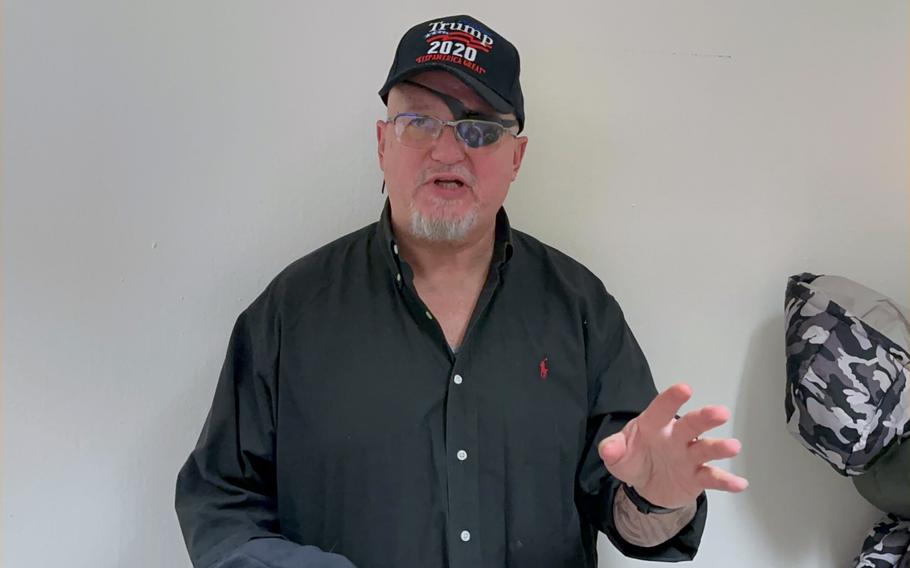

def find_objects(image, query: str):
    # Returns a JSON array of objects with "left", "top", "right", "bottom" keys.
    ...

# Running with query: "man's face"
[{"left": 376, "top": 70, "right": 528, "bottom": 243}]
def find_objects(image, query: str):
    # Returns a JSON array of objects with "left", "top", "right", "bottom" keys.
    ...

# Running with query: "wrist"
[{"left": 620, "top": 483, "right": 687, "bottom": 515}]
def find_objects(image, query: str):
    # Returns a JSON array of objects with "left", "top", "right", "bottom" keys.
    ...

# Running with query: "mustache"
[{"left": 416, "top": 167, "right": 476, "bottom": 187}]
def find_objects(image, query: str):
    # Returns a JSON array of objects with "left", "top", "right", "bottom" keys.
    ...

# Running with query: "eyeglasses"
[{"left": 388, "top": 113, "right": 517, "bottom": 150}]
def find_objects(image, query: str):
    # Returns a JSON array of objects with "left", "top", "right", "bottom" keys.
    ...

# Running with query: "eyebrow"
[{"left": 400, "top": 99, "right": 436, "bottom": 112}]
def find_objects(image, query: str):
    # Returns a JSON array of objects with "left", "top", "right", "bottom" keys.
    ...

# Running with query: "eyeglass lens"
[{"left": 394, "top": 115, "right": 504, "bottom": 149}]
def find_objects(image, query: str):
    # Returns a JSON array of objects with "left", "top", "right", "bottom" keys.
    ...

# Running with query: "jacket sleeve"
[
  {"left": 574, "top": 287, "right": 708, "bottom": 561},
  {"left": 175, "top": 289, "right": 356, "bottom": 568}
]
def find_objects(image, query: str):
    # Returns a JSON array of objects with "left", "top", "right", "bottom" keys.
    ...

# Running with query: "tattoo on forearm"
[{"left": 612, "top": 488, "right": 698, "bottom": 548}]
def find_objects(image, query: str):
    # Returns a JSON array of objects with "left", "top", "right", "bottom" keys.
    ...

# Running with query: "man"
[{"left": 175, "top": 14, "right": 748, "bottom": 568}]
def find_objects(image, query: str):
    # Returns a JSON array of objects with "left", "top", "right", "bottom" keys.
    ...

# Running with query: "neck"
[{"left": 391, "top": 214, "right": 496, "bottom": 281}]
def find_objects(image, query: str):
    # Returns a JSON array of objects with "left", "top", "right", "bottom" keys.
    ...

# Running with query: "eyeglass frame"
[{"left": 386, "top": 112, "right": 520, "bottom": 151}]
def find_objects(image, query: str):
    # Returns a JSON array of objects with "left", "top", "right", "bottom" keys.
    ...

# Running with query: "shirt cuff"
[{"left": 613, "top": 484, "right": 699, "bottom": 547}]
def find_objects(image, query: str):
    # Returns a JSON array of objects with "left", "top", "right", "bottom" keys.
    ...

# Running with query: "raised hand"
[{"left": 598, "top": 383, "right": 748, "bottom": 509}]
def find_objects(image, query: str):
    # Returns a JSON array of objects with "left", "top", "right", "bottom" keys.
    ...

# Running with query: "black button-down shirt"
[{"left": 176, "top": 201, "right": 707, "bottom": 568}]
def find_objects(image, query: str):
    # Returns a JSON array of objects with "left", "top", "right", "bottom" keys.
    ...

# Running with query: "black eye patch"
[{"left": 401, "top": 80, "right": 516, "bottom": 129}]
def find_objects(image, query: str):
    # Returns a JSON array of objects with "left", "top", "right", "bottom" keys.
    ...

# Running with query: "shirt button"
[
  {"left": 457, "top": 450, "right": 468, "bottom": 461},
  {"left": 393, "top": 243, "right": 399, "bottom": 255},
  {"left": 453, "top": 374, "right": 463, "bottom": 385},
  {"left": 460, "top": 530, "right": 471, "bottom": 542},
  {"left": 396, "top": 273, "right": 402, "bottom": 283}
]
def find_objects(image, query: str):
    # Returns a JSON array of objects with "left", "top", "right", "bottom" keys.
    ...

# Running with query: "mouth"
[
  {"left": 433, "top": 179, "right": 465, "bottom": 189},
  {"left": 427, "top": 174, "right": 469, "bottom": 190}
]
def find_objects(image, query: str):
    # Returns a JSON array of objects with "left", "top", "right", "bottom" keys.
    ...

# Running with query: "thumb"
[{"left": 597, "top": 432, "right": 627, "bottom": 467}]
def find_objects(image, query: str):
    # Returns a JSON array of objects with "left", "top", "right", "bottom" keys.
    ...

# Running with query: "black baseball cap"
[{"left": 379, "top": 15, "right": 525, "bottom": 133}]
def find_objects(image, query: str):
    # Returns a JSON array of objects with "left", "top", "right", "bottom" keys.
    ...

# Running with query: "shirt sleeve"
[
  {"left": 174, "top": 288, "right": 357, "bottom": 568},
  {"left": 212, "top": 538, "right": 356, "bottom": 568},
  {"left": 574, "top": 286, "right": 708, "bottom": 561}
]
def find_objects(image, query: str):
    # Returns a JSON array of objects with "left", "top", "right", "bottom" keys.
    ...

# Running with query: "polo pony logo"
[{"left": 539, "top": 357, "right": 549, "bottom": 380}]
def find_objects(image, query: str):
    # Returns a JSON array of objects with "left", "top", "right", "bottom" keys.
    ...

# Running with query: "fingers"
[
  {"left": 637, "top": 383, "right": 692, "bottom": 433},
  {"left": 672, "top": 405, "right": 731, "bottom": 443},
  {"left": 597, "top": 432, "right": 627, "bottom": 467},
  {"left": 695, "top": 464, "right": 750, "bottom": 493},
  {"left": 687, "top": 437, "right": 742, "bottom": 465}
]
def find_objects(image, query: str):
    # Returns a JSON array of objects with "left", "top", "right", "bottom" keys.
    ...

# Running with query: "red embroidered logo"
[{"left": 539, "top": 357, "right": 549, "bottom": 379}]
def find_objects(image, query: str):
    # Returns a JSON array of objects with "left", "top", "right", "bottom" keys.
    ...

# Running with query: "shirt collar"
[
  {"left": 491, "top": 206, "right": 515, "bottom": 266},
  {"left": 376, "top": 198, "right": 514, "bottom": 272}
]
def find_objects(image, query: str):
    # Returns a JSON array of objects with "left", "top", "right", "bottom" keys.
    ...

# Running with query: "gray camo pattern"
[
  {"left": 855, "top": 514, "right": 910, "bottom": 568},
  {"left": 785, "top": 273, "right": 910, "bottom": 476}
]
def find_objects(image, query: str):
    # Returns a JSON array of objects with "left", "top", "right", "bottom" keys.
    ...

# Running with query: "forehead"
[{"left": 392, "top": 70, "right": 496, "bottom": 116}]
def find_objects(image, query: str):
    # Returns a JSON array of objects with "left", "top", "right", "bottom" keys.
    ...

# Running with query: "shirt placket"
[{"left": 389, "top": 237, "right": 504, "bottom": 567}]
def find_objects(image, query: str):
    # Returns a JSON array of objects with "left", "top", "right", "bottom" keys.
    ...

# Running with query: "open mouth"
[{"left": 433, "top": 179, "right": 465, "bottom": 189}]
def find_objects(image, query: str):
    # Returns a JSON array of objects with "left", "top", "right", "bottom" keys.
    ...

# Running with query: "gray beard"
[{"left": 408, "top": 200, "right": 478, "bottom": 242}]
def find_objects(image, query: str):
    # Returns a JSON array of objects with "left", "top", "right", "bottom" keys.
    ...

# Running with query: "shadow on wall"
[{"left": 733, "top": 315, "right": 884, "bottom": 568}]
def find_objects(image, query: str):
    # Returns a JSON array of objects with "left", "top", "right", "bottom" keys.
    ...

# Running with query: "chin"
[{"left": 408, "top": 201, "right": 479, "bottom": 242}]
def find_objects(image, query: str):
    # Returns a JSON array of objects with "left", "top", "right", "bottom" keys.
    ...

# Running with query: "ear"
[
  {"left": 511, "top": 136, "right": 528, "bottom": 180},
  {"left": 376, "top": 120, "right": 388, "bottom": 171}
]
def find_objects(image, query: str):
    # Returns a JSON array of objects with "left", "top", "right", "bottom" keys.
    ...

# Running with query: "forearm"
[{"left": 612, "top": 486, "right": 698, "bottom": 548}]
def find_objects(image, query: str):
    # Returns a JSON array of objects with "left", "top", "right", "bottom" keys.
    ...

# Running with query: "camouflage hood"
[{"left": 784, "top": 272, "right": 910, "bottom": 476}]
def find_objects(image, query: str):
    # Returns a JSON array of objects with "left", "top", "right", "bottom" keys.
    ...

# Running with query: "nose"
[{"left": 430, "top": 124, "right": 466, "bottom": 164}]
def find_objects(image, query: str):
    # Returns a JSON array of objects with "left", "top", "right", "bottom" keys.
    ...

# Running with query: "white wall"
[{"left": 3, "top": 1, "right": 907, "bottom": 567}]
